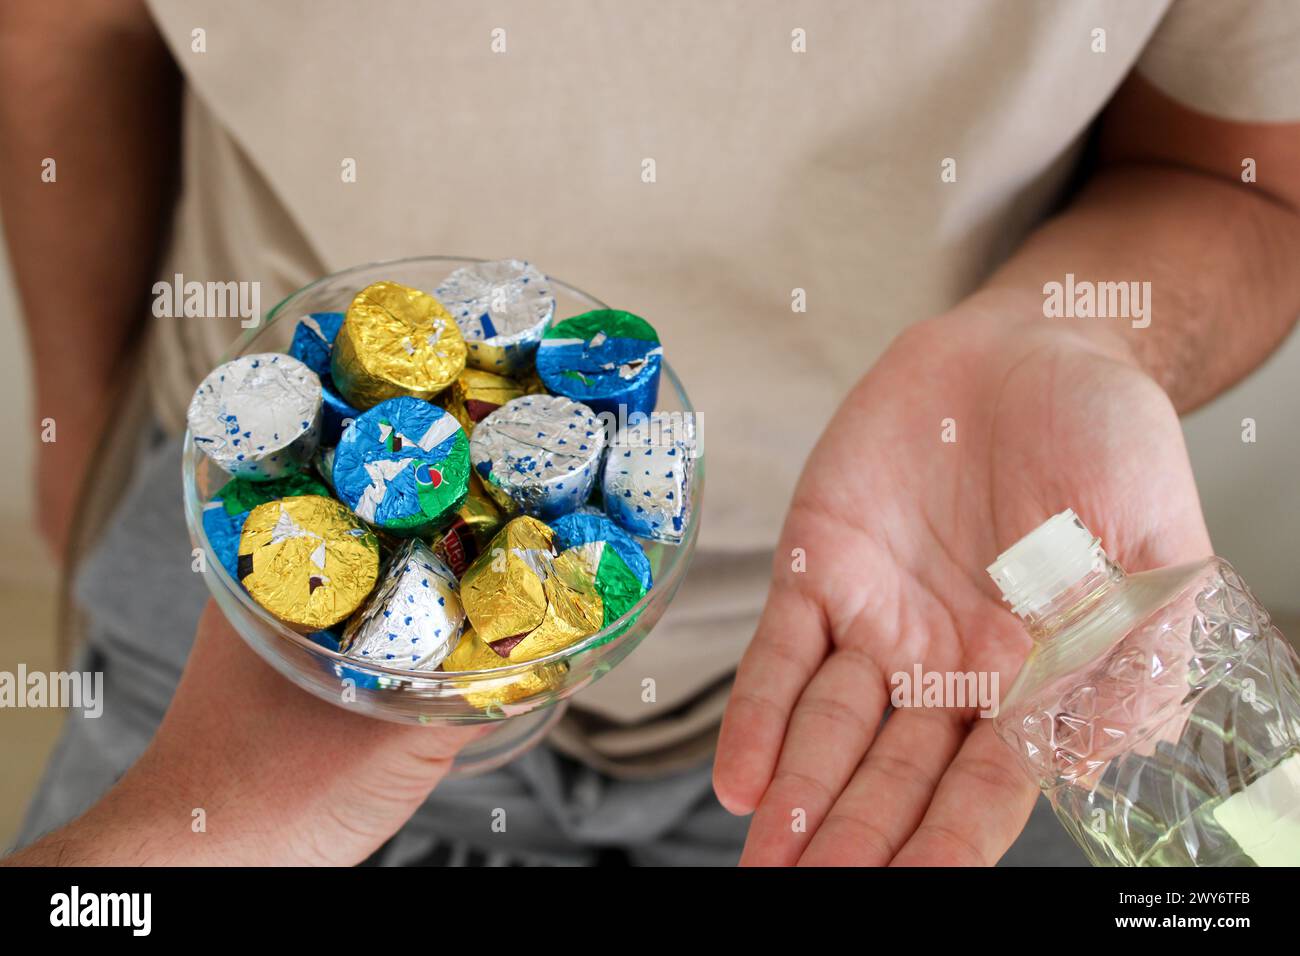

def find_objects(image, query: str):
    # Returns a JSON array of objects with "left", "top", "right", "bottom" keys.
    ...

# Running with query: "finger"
[
  {"left": 888, "top": 719, "right": 1038, "bottom": 866},
  {"left": 1116, "top": 502, "right": 1212, "bottom": 571},
  {"left": 797, "top": 707, "right": 968, "bottom": 866},
  {"left": 737, "top": 645, "right": 888, "bottom": 865},
  {"left": 714, "top": 584, "right": 830, "bottom": 815}
]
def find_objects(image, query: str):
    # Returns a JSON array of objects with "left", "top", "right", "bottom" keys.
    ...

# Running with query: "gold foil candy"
[
  {"left": 331, "top": 281, "right": 468, "bottom": 410},
  {"left": 238, "top": 494, "right": 380, "bottom": 631},
  {"left": 459, "top": 516, "right": 553, "bottom": 643},
  {"left": 442, "top": 626, "right": 504, "bottom": 671},
  {"left": 516, "top": 369, "right": 547, "bottom": 396},
  {"left": 441, "top": 368, "right": 526, "bottom": 436},
  {"left": 459, "top": 516, "right": 605, "bottom": 662},
  {"left": 440, "top": 627, "right": 568, "bottom": 709},
  {"left": 499, "top": 547, "right": 603, "bottom": 662}
]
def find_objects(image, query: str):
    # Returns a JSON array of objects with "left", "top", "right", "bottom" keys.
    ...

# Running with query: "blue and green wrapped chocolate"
[
  {"left": 332, "top": 396, "right": 470, "bottom": 536},
  {"left": 536, "top": 309, "right": 662, "bottom": 418},
  {"left": 550, "top": 511, "right": 653, "bottom": 644}
]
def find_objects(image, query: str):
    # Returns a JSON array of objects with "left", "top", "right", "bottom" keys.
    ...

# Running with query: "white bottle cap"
[{"left": 986, "top": 509, "right": 1104, "bottom": 618}]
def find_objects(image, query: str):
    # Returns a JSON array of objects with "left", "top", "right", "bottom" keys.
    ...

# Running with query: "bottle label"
[{"left": 1211, "top": 752, "right": 1300, "bottom": 866}]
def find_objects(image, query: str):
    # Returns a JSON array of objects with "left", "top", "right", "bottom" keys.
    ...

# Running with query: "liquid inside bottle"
[{"left": 988, "top": 510, "right": 1300, "bottom": 866}]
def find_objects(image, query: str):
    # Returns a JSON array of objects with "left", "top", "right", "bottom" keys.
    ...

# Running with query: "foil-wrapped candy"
[
  {"left": 338, "top": 539, "right": 466, "bottom": 670},
  {"left": 535, "top": 309, "right": 662, "bottom": 419},
  {"left": 319, "top": 383, "right": 362, "bottom": 446},
  {"left": 459, "top": 515, "right": 552, "bottom": 644},
  {"left": 306, "top": 628, "right": 388, "bottom": 691},
  {"left": 238, "top": 494, "right": 380, "bottom": 631},
  {"left": 289, "top": 311, "right": 361, "bottom": 445},
  {"left": 440, "top": 367, "right": 526, "bottom": 437},
  {"left": 427, "top": 473, "right": 504, "bottom": 577},
  {"left": 459, "top": 516, "right": 603, "bottom": 662},
  {"left": 333, "top": 396, "right": 470, "bottom": 536},
  {"left": 289, "top": 311, "right": 344, "bottom": 377},
  {"left": 551, "top": 511, "right": 653, "bottom": 629},
  {"left": 440, "top": 627, "right": 570, "bottom": 710},
  {"left": 331, "top": 280, "right": 467, "bottom": 410},
  {"left": 187, "top": 353, "right": 323, "bottom": 480},
  {"left": 602, "top": 413, "right": 695, "bottom": 543},
  {"left": 436, "top": 259, "right": 555, "bottom": 374},
  {"left": 307, "top": 629, "right": 341, "bottom": 652},
  {"left": 469, "top": 394, "right": 606, "bottom": 519},
  {"left": 202, "top": 470, "right": 331, "bottom": 580}
]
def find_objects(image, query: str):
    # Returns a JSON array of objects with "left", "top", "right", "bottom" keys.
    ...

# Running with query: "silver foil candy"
[
  {"left": 187, "top": 353, "right": 323, "bottom": 480},
  {"left": 470, "top": 394, "right": 606, "bottom": 519},
  {"left": 338, "top": 539, "right": 466, "bottom": 670},
  {"left": 435, "top": 259, "right": 555, "bottom": 374},
  {"left": 602, "top": 413, "right": 696, "bottom": 543}
]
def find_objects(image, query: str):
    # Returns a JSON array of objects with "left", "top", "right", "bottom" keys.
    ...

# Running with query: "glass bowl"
[{"left": 181, "top": 256, "right": 703, "bottom": 776}]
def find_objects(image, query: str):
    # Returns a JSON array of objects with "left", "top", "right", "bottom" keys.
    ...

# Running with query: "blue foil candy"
[
  {"left": 332, "top": 396, "right": 471, "bottom": 536},
  {"left": 307, "top": 629, "right": 342, "bottom": 652},
  {"left": 321, "top": 380, "right": 361, "bottom": 446},
  {"left": 202, "top": 500, "right": 245, "bottom": 581},
  {"left": 305, "top": 629, "right": 387, "bottom": 690},
  {"left": 289, "top": 312, "right": 345, "bottom": 377},
  {"left": 535, "top": 310, "right": 663, "bottom": 419},
  {"left": 551, "top": 511, "right": 653, "bottom": 592},
  {"left": 289, "top": 312, "right": 359, "bottom": 445}
]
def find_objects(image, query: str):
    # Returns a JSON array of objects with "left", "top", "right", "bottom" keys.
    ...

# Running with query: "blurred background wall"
[
  {"left": 1181, "top": 337, "right": 1300, "bottom": 603},
  {"left": 0, "top": 226, "right": 1296, "bottom": 848}
]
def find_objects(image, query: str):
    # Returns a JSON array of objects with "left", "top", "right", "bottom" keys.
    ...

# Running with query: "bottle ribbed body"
[{"left": 995, "top": 558, "right": 1300, "bottom": 866}]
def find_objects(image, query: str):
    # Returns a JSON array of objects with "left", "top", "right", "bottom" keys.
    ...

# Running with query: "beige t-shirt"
[{"left": 139, "top": 0, "right": 1300, "bottom": 771}]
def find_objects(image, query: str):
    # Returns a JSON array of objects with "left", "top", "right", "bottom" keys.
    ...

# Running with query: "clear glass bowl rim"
[{"left": 181, "top": 254, "right": 703, "bottom": 683}]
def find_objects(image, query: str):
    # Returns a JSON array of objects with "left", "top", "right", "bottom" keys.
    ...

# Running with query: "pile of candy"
[{"left": 188, "top": 260, "right": 694, "bottom": 702}]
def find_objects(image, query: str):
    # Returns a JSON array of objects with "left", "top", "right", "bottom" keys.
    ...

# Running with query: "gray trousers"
[{"left": 14, "top": 438, "right": 1082, "bottom": 866}]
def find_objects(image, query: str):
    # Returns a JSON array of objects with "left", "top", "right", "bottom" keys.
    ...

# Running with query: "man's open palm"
[{"left": 713, "top": 301, "right": 1212, "bottom": 865}]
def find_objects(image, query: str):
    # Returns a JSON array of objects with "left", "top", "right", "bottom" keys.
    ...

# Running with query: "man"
[{"left": 3, "top": 0, "right": 1298, "bottom": 865}]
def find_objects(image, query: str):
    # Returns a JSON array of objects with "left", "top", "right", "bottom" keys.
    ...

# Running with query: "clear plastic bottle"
[{"left": 987, "top": 510, "right": 1300, "bottom": 866}]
